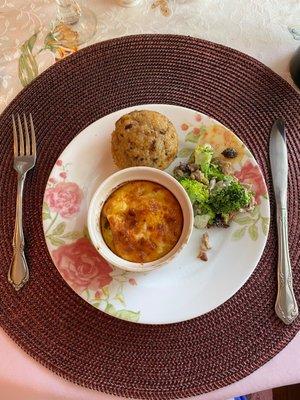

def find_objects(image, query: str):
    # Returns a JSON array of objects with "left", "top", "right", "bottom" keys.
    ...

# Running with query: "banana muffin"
[{"left": 111, "top": 110, "right": 178, "bottom": 170}]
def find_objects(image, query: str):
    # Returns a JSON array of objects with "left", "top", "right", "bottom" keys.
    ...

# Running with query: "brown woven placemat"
[{"left": 0, "top": 35, "right": 300, "bottom": 399}]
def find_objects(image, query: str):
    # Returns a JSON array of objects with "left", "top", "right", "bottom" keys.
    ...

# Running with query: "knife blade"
[
  {"left": 270, "top": 118, "right": 288, "bottom": 207},
  {"left": 269, "top": 118, "right": 298, "bottom": 324}
]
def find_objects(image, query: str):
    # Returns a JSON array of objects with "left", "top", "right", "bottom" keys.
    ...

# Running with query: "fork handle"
[
  {"left": 275, "top": 207, "right": 298, "bottom": 324},
  {"left": 8, "top": 174, "right": 29, "bottom": 290}
]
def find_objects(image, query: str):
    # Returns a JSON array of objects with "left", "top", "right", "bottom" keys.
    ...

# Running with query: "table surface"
[{"left": 0, "top": 0, "right": 300, "bottom": 399}]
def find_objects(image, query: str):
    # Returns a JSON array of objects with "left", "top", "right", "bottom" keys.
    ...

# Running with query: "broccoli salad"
[{"left": 173, "top": 144, "right": 255, "bottom": 229}]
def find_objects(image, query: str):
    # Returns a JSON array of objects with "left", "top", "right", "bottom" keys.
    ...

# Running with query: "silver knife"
[{"left": 270, "top": 118, "right": 298, "bottom": 324}]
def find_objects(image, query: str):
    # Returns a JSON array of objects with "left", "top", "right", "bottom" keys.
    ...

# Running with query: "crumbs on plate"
[{"left": 198, "top": 232, "right": 211, "bottom": 262}]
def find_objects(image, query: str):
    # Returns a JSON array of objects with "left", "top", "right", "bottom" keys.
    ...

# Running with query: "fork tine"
[
  {"left": 12, "top": 115, "right": 18, "bottom": 156},
  {"left": 23, "top": 113, "right": 31, "bottom": 155},
  {"left": 29, "top": 114, "right": 36, "bottom": 157},
  {"left": 17, "top": 114, "right": 24, "bottom": 156}
]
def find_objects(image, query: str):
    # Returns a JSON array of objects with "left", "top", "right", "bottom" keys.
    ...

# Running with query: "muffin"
[{"left": 111, "top": 110, "right": 178, "bottom": 170}]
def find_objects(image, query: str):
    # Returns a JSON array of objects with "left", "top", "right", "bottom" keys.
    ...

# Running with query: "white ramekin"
[{"left": 87, "top": 166, "right": 193, "bottom": 272}]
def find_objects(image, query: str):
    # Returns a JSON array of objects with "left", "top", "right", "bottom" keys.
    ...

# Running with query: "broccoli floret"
[
  {"left": 207, "top": 163, "right": 225, "bottom": 181},
  {"left": 198, "top": 203, "right": 216, "bottom": 223},
  {"left": 194, "top": 144, "right": 213, "bottom": 175},
  {"left": 193, "top": 202, "right": 216, "bottom": 228},
  {"left": 194, "top": 144, "right": 226, "bottom": 181},
  {"left": 180, "top": 178, "right": 209, "bottom": 204},
  {"left": 209, "top": 180, "right": 252, "bottom": 214}
]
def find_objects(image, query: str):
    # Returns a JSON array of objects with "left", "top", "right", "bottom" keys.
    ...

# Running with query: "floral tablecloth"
[
  {"left": 1, "top": 0, "right": 299, "bottom": 109},
  {"left": 0, "top": 0, "right": 300, "bottom": 399}
]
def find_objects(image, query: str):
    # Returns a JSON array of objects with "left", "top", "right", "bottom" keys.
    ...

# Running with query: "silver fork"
[{"left": 8, "top": 114, "right": 36, "bottom": 291}]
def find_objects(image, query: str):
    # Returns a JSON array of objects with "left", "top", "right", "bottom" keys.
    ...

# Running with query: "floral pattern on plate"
[{"left": 43, "top": 160, "right": 140, "bottom": 323}]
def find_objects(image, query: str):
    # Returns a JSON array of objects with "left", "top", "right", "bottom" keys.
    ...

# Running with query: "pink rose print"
[
  {"left": 193, "top": 127, "right": 201, "bottom": 135},
  {"left": 195, "top": 114, "right": 202, "bottom": 122},
  {"left": 56, "top": 159, "right": 63, "bottom": 166},
  {"left": 129, "top": 278, "right": 137, "bottom": 286},
  {"left": 45, "top": 182, "right": 83, "bottom": 218},
  {"left": 49, "top": 177, "right": 56, "bottom": 184},
  {"left": 59, "top": 171, "right": 67, "bottom": 179},
  {"left": 234, "top": 161, "right": 267, "bottom": 204},
  {"left": 52, "top": 238, "right": 113, "bottom": 293}
]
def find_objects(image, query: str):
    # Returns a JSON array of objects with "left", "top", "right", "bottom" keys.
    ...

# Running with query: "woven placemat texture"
[{"left": 0, "top": 35, "right": 299, "bottom": 399}]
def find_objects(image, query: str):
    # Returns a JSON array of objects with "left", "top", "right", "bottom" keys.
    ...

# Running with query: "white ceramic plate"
[{"left": 42, "top": 104, "right": 270, "bottom": 324}]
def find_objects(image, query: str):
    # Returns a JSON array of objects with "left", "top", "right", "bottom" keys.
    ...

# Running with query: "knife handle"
[{"left": 275, "top": 207, "right": 298, "bottom": 324}]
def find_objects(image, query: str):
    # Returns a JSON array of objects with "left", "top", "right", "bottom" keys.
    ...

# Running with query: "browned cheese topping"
[{"left": 101, "top": 181, "right": 183, "bottom": 263}]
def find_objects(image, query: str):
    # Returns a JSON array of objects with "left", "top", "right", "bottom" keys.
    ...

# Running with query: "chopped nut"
[
  {"left": 202, "top": 233, "right": 211, "bottom": 250},
  {"left": 198, "top": 233, "right": 211, "bottom": 261},
  {"left": 198, "top": 250, "right": 208, "bottom": 261},
  {"left": 175, "top": 169, "right": 185, "bottom": 178},
  {"left": 187, "top": 163, "right": 198, "bottom": 172},
  {"left": 189, "top": 170, "right": 199, "bottom": 180},
  {"left": 173, "top": 163, "right": 190, "bottom": 180},
  {"left": 190, "top": 169, "right": 209, "bottom": 185}
]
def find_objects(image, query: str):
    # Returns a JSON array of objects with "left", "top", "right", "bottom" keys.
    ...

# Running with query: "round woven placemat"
[{"left": 0, "top": 35, "right": 300, "bottom": 399}]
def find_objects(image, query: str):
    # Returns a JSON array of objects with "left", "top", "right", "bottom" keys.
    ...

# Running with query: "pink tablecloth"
[{"left": 1, "top": 328, "right": 300, "bottom": 400}]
